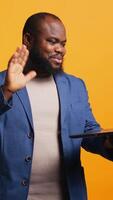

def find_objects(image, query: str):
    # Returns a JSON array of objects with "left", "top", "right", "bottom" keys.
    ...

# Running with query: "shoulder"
[
  {"left": 62, "top": 72, "right": 88, "bottom": 101},
  {"left": 63, "top": 72, "right": 86, "bottom": 89},
  {"left": 64, "top": 73, "right": 88, "bottom": 99}
]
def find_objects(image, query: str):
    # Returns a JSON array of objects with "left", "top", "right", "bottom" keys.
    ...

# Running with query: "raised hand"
[
  {"left": 3, "top": 45, "right": 36, "bottom": 95},
  {"left": 2, "top": 45, "right": 36, "bottom": 100}
]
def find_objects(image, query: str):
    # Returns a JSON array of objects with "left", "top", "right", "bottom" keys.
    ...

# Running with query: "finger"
[
  {"left": 16, "top": 45, "right": 27, "bottom": 53},
  {"left": 8, "top": 58, "right": 18, "bottom": 70},
  {"left": 25, "top": 71, "right": 37, "bottom": 83},
  {"left": 18, "top": 46, "right": 29, "bottom": 62},
  {"left": 21, "top": 49, "right": 29, "bottom": 63},
  {"left": 18, "top": 52, "right": 29, "bottom": 67},
  {"left": 13, "top": 47, "right": 29, "bottom": 67},
  {"left": 14, "top": 46, "right": 28, "bottom": 59},
  {"left": 21, "top": 44, "right": 28, "bottom": 51},
  {"left": 20, "top": 45, "right": 29, "bottom": 56},
  {"left": 8, "top": 45, "right": 29, "bottom": 71},
  {"left": 16, "top": 56, "right": 26, "bottom": 66},
  {"left": 13, "top": 47, "right": 21, "bottom": 58}
]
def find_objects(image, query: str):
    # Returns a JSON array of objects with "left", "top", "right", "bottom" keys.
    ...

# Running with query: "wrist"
[
  {"left": 2, "top": 85, "right": 14, "bottom": 94},
  {"left": 1, "top": 85, "right": 14, "bottom": 101}
]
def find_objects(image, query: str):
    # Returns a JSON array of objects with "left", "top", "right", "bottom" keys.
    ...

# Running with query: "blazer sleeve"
[
  {"left": 80, "top": 80, "right": 113, "bottom": 161},
  {"left": 0, "top": 86, "right": 13, "bottom": 115}
]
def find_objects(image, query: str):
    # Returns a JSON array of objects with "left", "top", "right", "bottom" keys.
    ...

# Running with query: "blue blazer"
[{"left": 0, "top": 71, "right": 112, "bottom": 200}]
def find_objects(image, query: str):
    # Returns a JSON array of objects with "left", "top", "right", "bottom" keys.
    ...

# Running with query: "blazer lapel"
[
  {"left": 54, "top": 73, "right": 69, "bottom": 130},
  {"left": 16, "top": 87, "right": 34, "bottom": 130}
]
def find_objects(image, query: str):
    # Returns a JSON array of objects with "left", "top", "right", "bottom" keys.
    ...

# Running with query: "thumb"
[{"left": 25, "top": 71, "right": 37, "bottom": 82}]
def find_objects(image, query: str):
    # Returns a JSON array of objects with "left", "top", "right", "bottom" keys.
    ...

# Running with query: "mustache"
[{"left": 48, "top": 53, "right": 64, "bottom": 59}]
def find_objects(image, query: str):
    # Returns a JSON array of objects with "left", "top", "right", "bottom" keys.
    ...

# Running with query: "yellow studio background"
[{"left": 0, "top": 0, "right": 113, "bottom": 199}]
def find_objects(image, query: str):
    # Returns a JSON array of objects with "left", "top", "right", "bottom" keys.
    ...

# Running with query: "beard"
[{"left": 24, "top": 48, "right": 63, "bottom": 78}]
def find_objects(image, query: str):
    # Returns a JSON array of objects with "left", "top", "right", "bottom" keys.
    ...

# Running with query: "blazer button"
[
  {"left": 25, "top": 156, "right": 32, "bottom": 162},
  {"left": 27, "top": 132, "right": 33, "bottom": 139},
  {"left": 21, "top": 179, "right": 28, "bottom": 186}
]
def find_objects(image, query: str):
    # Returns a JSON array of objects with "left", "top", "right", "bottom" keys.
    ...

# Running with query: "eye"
[{"left": 47, "top": 39, "right": 57, "bottom": 45}]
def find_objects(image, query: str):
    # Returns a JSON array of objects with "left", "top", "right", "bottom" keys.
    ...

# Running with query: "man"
[{"left": 0, "top": 12, "right": 113, "bottom": 200}]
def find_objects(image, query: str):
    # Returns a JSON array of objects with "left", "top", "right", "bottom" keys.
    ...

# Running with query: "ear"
[{"left": 23, "top": 33, "right": 34, "bottom": 50}]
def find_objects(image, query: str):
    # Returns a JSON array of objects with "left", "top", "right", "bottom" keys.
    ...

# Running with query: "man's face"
[{"left": 27, "top": 17, "right": 67, "bottom": 77}]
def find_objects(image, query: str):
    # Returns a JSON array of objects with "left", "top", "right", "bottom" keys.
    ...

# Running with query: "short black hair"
[{"left": 22, "top": 12, "right": 62, "bottom": 36}]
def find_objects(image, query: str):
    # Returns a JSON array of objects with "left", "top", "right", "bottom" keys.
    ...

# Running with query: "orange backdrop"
[{"left": 0, "top": 0, "right": 113, "bottom": 199}]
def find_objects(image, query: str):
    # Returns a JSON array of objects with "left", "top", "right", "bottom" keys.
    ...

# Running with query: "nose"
[{"left": 55, "top": 44, "right": 66, "bottom": 55}]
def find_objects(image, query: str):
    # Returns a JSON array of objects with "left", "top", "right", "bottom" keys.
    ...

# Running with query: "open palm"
[{"left": 5, "top": 45, "right": 36, "bottom": 93}]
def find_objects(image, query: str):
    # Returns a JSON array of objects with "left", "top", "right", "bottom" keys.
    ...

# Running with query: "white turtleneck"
[{"left": 26, "top": 76, "right": 64, "bottom": 200}]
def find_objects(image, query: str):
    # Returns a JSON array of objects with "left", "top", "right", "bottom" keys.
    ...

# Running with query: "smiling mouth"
[
  {"left": 50, "top": 58, "right": 62, "bottom": 64},
  {"left": 49, "top": 55, "right": 63, "bottom": 64}
]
